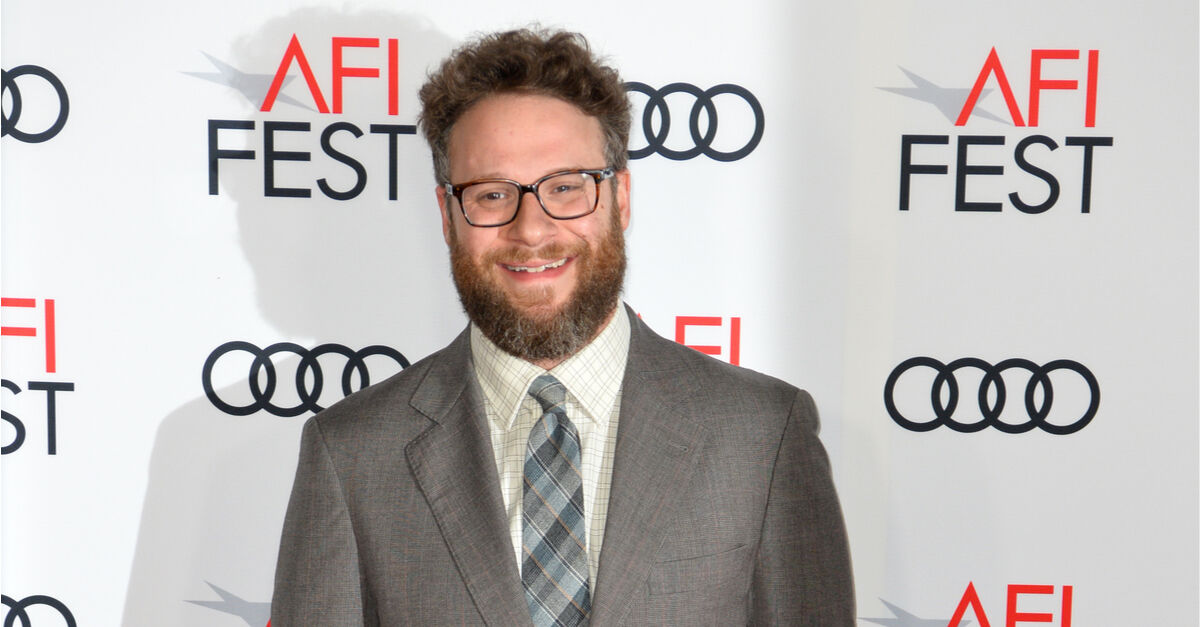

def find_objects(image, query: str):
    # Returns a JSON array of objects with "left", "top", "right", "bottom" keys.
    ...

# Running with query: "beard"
[{"left": 449, "top": 208, "right": 626, "bottom": 363}]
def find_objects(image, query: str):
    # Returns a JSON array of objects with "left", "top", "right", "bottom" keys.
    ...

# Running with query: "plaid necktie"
[{"left": 521, "top": 374, "right": 591, "bottom": 626}]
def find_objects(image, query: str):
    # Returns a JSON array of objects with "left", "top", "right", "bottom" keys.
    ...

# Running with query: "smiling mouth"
[{"left": 503, "top": 258, "right": 568, "bottom": 273}]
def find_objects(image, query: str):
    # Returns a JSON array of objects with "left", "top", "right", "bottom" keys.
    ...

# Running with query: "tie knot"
[{"left": 528, "top": 374, "right": 567, "bottom": 413}]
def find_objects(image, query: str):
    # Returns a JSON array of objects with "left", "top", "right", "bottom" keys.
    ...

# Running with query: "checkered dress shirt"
[{"left": 470, "top": 307, "right": 630, "bottom": 585}]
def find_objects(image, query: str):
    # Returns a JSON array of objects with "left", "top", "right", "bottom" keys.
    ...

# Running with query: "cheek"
[
  {"left": 575, "top": 217, "right": 616, "bottom": 248},
  {"left": 453, "top": 230, "right": 499, "bottom": 264}
]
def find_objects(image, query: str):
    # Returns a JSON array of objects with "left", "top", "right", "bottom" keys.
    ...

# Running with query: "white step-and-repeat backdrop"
[{"left": 3, "top": 1, "right": 1196, "bottom": 625}]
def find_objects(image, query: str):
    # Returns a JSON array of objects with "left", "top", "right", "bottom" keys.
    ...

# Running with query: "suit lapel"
[
  {"left": 404, "top": 331, "right": 529, "bottom": 625},
  {"left": 591, "top": 312, "right": 707, "bottom": 624}
]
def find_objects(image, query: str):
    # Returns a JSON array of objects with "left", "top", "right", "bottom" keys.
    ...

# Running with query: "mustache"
[{"left": 481, "top": 242, "right": 584, "bottom": 265}]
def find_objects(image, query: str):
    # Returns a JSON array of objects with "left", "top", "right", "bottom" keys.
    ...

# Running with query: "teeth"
[{"left": 505, "top": 258, "right": 567, "bottom": 273}]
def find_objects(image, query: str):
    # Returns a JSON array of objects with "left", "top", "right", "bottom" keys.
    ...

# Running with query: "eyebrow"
[{"left": 452, "top": 166, "right": 598, "bottom": 183}]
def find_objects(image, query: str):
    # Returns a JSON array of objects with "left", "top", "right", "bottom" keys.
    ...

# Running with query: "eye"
[
  {"left": 542, "top": 175, "right": 587, "bottom": 197},
  {"left": 466, "top": 183, "right": 515, "bottom": 205}
]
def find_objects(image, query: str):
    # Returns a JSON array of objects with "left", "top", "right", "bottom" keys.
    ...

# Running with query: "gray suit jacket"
[{"left": 272, "top": 309, "right": 854, "bottom": 625}]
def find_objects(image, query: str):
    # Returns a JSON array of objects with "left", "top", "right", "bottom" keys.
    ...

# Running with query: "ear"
[
  {"left": 436, "top": 184, "right": 452, "bottom": 245},
  {"left": 614, "top": 168, "right": 632, "bottom": 230}
]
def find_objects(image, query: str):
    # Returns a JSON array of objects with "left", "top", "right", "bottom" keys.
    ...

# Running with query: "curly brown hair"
[{"left": 418, "top": 27, "right": 630, "bottom": 184}]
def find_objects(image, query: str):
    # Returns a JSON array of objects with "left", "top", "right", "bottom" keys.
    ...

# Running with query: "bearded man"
[{"left": 271, "top": 28, "right": 854, "bottom": 626}]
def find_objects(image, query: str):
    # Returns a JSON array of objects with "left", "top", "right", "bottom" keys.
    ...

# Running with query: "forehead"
[{"left": 446, "top": 93, "right": 606, "bottom": 181}]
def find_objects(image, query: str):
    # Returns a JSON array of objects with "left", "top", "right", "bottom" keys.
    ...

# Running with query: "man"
[{"left": 272, "top": 28, "right": 854, "bottom": 626}]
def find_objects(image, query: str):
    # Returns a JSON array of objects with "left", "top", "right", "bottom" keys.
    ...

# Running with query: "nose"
[{"left": 503, "top": 188, "right": 557, "bottom": 246}]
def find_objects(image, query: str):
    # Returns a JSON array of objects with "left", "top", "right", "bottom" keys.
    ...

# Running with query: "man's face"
[{"left": 436, "top": 93, "right": 631, "bottom": 366}]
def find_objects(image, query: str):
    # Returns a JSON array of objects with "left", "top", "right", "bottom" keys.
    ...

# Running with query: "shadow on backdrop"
[{"left": 123, "top": 9, "right": 460, "bottom": 626}]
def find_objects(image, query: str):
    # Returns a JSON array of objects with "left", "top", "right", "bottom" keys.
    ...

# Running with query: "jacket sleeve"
[
  {"left": 271, "top": 418, "right": 376, "bottom": 626},
  {"left": 751, "top": 389, "right": 856, "bottom": 625}
]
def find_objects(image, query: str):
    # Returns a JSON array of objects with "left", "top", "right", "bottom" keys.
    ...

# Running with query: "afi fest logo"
[
  {"left": 886, "top": 48, "right": 1113, "bottom": 214},
  {"left": 1, "top": 298, "right": 75, "bottom": 455},
  {"left": 199, "top": 34, "right": 420, "bottom": 202},
  {"left": 200, "top": 35, "right": 766, "bottom": 201},
  {"left": 864, "top": 582, "right": 1075, "bottom": 627}
]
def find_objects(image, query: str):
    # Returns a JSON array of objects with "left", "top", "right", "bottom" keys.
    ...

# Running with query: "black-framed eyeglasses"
[{"left": 443, "top": 167, "right": 616, "bottom": 227}]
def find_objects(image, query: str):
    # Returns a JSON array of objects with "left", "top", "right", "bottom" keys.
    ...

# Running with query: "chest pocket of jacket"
[{"left": 647, "top": 544, "right": 753, "bottom": 596}]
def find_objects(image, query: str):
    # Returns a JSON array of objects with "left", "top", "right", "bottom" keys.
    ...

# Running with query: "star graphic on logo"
[
  {"left": 186, "top": 581, "right": 271, "bottom": 626},
  {"left": 879, "top": 67, "right": 1007, "bottom": 125},
  {"left": 860, "top": 599, "right": 969, "bottom": 626},
  {"left": 184, "top": 52, "right": 312, "bottom": 111}
]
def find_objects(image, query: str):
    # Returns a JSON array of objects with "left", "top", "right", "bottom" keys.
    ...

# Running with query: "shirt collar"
[{"left": 470, "top": 305, "right": 631, "bottom": 431}]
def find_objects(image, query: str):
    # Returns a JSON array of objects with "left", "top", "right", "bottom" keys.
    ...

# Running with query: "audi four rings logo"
[
  {"left": 2, "top": 65, "right": 69, "bottom": 143},
  {"left": 884, "top": 357, "right": 1100, "bottom": 434},
  {"left": 625, "top": 82, "right": 764, "bottom": 161},
  {"left": 202, "top": 341, "right": 410, "bottom": 417},
  {"left": 2, "top": 595, "right": 76, "bottom": 627}
]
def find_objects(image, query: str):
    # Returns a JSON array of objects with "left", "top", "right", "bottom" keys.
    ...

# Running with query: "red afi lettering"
[
  {"left": 0, "top": 297, "right": 56, "bottom": 373},
  {"left": 1006, "top": 584, "right": 1055, "bottom": 626},
  {"left": 957, "top": 48, "right": 1025, "bottom": 127},
  {"left": 958, "top": 48, "right": 1099, "bottom": 127},
  {"left": 674, "top": 316, "right": 741, "bottom": 366},
  {"left": 948, "top": 581, "right": 993, "bottom": 627},
  {"left": 332, "top": 37, "right": 380, "bottom": 114},
  {"left": 262, "top": 34, "right": 330, "bottom": 113}
]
